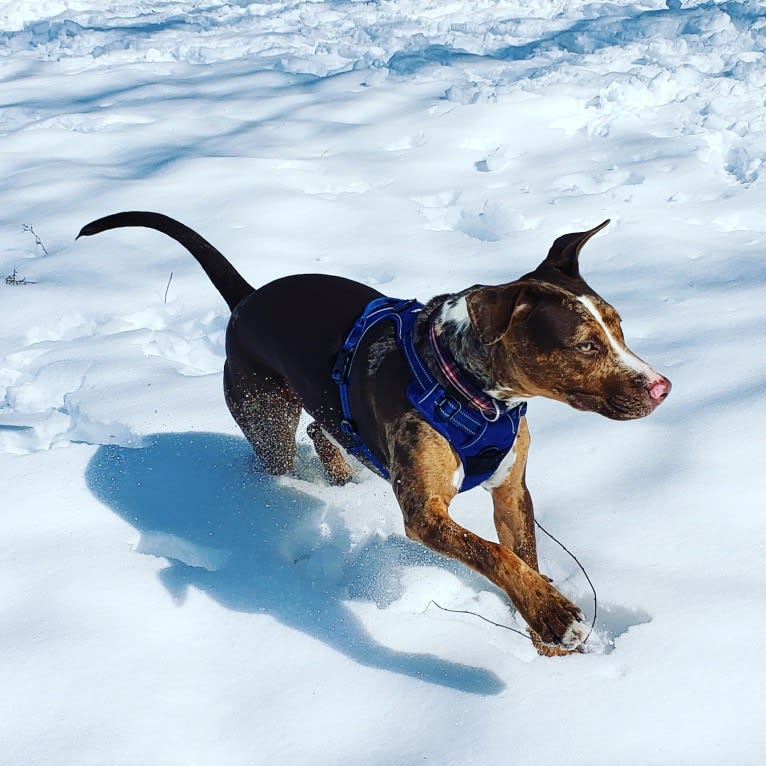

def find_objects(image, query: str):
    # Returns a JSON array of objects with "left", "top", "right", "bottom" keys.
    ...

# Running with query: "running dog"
[{"left": 78, "top": 213, "right": 670, "bottom": 654}]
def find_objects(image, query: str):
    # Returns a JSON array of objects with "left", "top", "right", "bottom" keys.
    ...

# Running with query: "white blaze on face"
[{"left": 576, "top": 295, "right": 658, "bottom": 379}]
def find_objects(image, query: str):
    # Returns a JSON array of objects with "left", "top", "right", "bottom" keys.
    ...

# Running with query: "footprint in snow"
[{"left": 416, "top": 192, "right": 537, "bottom": 243}]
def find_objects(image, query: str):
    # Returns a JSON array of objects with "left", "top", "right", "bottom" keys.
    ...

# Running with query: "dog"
[{"left": 78, "top": 212, "right": 670, "bottom": 655}]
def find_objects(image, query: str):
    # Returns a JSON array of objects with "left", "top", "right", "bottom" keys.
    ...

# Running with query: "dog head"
[{"left": 463, "top": 222, "right": 671, "bottom": 420}]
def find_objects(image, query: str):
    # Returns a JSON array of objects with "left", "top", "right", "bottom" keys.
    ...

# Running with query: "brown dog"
[{"left": 78, "top": 213, "right": 670, "bottom": 654}]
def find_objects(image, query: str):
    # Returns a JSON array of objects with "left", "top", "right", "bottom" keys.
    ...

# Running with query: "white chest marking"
[
  {"left": 481, "top": 443, "right": 518, "bottom": 491},
  {"left": 576, "top": 295, "right": 655, "bottom": 378},
  {"left": 452, "top": 463, "right": 465, "bottom": 491},
  {"left": 483, "top": 385, "right": 527, "bottom": 407}
]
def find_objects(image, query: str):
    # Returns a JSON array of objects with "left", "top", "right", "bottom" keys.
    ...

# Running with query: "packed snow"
[{"left": 1, "top": 1, "right": 765, "bottom": 764}]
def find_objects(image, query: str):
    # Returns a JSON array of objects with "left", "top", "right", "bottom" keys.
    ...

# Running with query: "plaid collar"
[{"left": 428, "top": 315, "right": 501, "bottom": 420}]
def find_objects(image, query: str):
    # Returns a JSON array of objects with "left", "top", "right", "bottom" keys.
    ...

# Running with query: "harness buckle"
[
  {"left": 340, "top": 419, "right": 366, "bottom": 458},
  {"left": 434, "top": 395, "right": 461, "bottom": 422},
  {"left": 392, "top": 298, "right": 417, "bottom": 314},
  {"left": 331, "top": 345, "right": 356, "bottom": 383}
]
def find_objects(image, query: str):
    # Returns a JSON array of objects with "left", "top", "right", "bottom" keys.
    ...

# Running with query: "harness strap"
[
  {"left": 331, "top": 297, "right": 415, "bottom": 477},
  {"left": 332, "top": 296, "right": 527, "bottom": 491}
]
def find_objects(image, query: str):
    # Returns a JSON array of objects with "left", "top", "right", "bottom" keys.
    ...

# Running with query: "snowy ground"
[{"left": 2, "top": 1, "right": 765, "bottom": 764}]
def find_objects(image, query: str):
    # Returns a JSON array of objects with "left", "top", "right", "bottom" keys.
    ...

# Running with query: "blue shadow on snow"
[{"left": 86, "top": 432, "right": 505, "bottom": 696}]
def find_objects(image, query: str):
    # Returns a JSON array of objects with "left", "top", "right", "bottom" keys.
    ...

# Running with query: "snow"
[{"left": 2, "top": 0, "right": 765, "bottom": 763}]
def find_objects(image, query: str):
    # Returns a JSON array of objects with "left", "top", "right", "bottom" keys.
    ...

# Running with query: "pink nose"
[{"left": 648, "top": 375, "right": 671, "bottom": 402}]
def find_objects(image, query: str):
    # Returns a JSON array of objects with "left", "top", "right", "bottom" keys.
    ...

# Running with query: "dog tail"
[{"left": 77, "top": 211, "right": 255, "bottom": 311}]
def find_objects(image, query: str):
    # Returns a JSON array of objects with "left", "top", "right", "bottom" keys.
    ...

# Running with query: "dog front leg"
[
  {"left": 486, "top": 417, "right": 539, "bottom": 571},
  {"left": 388, "top": 415, "right": 586, "bottom": 650},
  {"left": 487, "top": 418, "right": 580, "bottom": 655},
  {"left": 306, "top": 421, "right": 354, "bottom": 486}
]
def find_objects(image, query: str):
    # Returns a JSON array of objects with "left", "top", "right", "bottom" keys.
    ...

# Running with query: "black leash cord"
[
  {"left": 428, "top": 601, "right": 531, "bottom": 640},
  {"left": 534, "top": 519, "right": 598, "bottom": 644},
  {"left": 427, "top": 519, "right": 599, "bottom": 647}
]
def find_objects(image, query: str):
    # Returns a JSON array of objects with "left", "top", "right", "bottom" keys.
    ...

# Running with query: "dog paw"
[
  {"left": 562, "top": 619, "right": 589, "bottom": 648},
  {"left": 526, "top": 582, "right": 586, "bottom": 649},
  {"left": 529, "top": 631, "right": 584, "bottom": 657}
]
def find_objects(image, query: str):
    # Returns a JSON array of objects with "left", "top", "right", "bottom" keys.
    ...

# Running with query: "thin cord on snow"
[
  {"left": 427, "top": 520, "right": 598, "bottom": 647},
  {"left": 428, "top": 601, "right": 531, "bottom": 639},
  {"left": 534, "top": 518, "right": 598, "bottom": 644}
]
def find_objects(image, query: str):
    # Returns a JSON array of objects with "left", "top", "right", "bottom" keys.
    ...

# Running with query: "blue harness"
[{"left": 331, "top": 296, "right": 527, "bottom": 492}]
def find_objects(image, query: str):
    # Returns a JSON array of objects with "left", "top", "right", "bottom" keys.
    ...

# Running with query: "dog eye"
[{"left": 576, "top": 341, "right": 600, "bottom": 354}]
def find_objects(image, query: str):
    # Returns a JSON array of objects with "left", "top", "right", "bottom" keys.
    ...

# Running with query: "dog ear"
[
  {"left": 466, "top": 283, "right": 533, "bottom": 345},
  {"left": 540, "top": 220, "right": 610, "bottom": 278}
]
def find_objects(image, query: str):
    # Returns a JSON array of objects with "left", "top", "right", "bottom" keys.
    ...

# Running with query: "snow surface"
[{"left": 2, "top": 1, "right": 765, "bottom": 764}]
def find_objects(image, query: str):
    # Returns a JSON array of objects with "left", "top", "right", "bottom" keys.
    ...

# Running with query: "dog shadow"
[{"left": 85, "top": 432, "right": 505, "bottom": 695}]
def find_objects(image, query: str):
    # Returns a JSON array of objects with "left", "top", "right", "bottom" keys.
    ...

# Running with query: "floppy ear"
[
  {"left": 465, "top": 283, "right": 534, "bottom": 345},
  {"left": 540, "top": 219, "right": 610, "bottom": 278}
]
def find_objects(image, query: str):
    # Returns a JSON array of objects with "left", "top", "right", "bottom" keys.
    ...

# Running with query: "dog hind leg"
[
  {"left": 224, "top": 360, "right": 301, "bottom": 476},
  {"left": 306, "top": 421, "right": 354, "bottom": 486}
]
